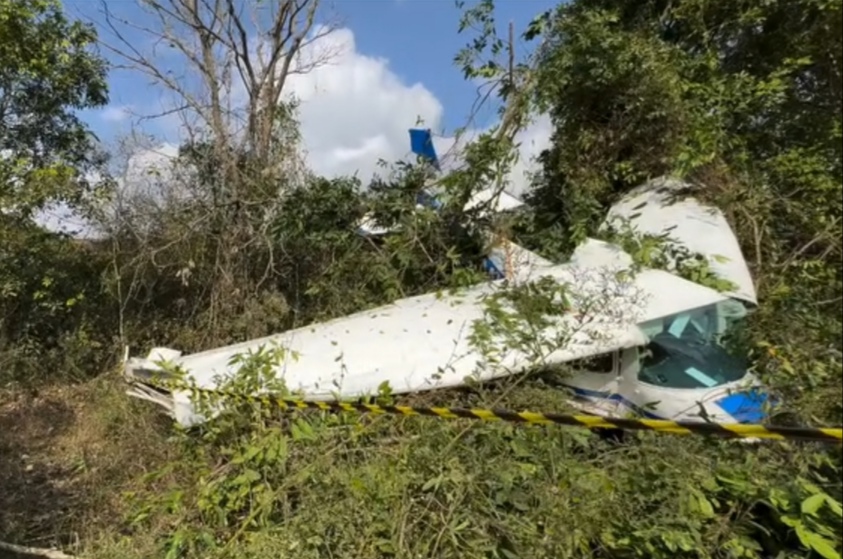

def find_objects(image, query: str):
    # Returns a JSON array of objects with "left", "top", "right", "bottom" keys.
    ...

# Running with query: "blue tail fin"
[{"left": 409, "top": 128, "right": 440, "bottom": 171}]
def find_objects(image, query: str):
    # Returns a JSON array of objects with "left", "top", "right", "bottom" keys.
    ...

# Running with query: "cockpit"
[{"left": 636, "top": 300, "right": 750, "bottom": 390}]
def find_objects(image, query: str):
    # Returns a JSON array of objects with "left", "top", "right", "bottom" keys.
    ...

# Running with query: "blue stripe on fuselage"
[
  {"left": 563, "top": 384, "right": 664, "bottom": 419},
  {"left": 563, "top": 384, "right": 769, "bottom": 423}
]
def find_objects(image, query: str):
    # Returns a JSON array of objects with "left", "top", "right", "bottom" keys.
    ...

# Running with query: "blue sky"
[{"left": 60, "top": 0, "right": 556, "bottom": 184}]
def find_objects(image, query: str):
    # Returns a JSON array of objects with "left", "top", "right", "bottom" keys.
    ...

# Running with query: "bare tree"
[{"left": 97, "top": 0, "right": 338, "bottom": 163}]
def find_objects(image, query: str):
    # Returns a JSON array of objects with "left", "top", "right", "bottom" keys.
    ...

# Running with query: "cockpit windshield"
[{"left": 637, "top": 301, "right": 749, "bottom": 389}]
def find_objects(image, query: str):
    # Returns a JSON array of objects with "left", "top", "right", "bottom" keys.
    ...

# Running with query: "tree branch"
[{"left": 0, "top": 540, "right": 75, "bottom": 559}]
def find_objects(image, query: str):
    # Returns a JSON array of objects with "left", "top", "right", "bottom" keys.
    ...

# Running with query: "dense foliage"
[
  {"left": 1, "top": 0, "right": 841, "bottom": 558},
  {"left": 0, "top": 0, "right": 111, "bottom": 382}
]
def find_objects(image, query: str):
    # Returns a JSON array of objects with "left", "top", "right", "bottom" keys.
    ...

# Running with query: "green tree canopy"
[
  {"left": 0, "top": 0, "right": 109, "bottom": 218},
  {"left": 523, "top": 0, "right": 842, "bottom": 272}
]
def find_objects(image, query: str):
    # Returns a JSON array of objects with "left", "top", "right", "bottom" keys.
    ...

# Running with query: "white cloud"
[
  {"left": 282, "top": 27, "right": 445, "bottom": 179},
  {"left": 280, "top": 26, "right": 550, "bottom": 195},
  {"left": 120, "top": 142, "right": 180, "bottom": 198},
  {"left": 100, "top": 105, "right": 134, "bottom": 123},
  {"left": 426, "top": 113, "right": 552, "bottom": 197},
  {"left": 31, "top": 143, "right": 181, "bottom": 239},
  {"left": 507, "top": 113, "right": 553, "bottom": 196},
  {"left": 33, "top": 204, "right": 94, "bottom": 237}
]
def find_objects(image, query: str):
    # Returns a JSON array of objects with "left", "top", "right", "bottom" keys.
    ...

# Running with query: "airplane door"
[
  {"left": 618, "top": 346, "right": 663, "bottom": 418},
  {"left": 566, "top": 352, "right": 622, "bottom": 414}
]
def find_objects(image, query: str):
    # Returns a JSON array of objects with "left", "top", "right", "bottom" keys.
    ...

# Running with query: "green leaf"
[
  {"left": 802, "top": 493, "right": 826, "bottom": 516},
  {"left": 781, "top": 515, "right": 800, "bottom": 528},
  {"left": 803, "top": 530, "right": 842, "bottom": 559},
  {"left": 697, "top": 493, "right": 715, "bottom": 518},
  {"left": 827, "top": 497, "right": 843, "bottom": 518}
]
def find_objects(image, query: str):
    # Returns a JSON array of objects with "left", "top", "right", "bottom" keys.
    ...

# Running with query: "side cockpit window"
[{"left": 569, "top": 353, "right": 615, "bottom": 374}]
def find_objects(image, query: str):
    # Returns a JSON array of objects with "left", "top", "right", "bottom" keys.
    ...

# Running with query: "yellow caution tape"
[{"left": 143, "top": 379, "right": 843, "bottom": 444}]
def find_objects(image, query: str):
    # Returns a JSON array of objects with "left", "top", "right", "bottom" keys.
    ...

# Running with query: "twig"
[{"left": 0, "top": 540, "right": 75, "bottom": 559}]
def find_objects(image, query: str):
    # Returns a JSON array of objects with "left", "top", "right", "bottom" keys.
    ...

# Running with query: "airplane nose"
[{"left": 713, "top": 389, "right": 773, "bottom": 424}]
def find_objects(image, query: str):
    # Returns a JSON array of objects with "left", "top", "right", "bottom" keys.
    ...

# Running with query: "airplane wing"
[
  {"left": 484, "top": 238, "right": 556, "bottom": 282},
  {"left": 606, "top": 177, "right": 758, "bottom": 305},
  {"left": 356, "top": 185, "right": 525, "bottom": 238},
  {"left": 464, "top": 186, "right": 525, "bottom": 216},
  {"left": 125, "top": 252, "right": 732, "bottom": 426}
]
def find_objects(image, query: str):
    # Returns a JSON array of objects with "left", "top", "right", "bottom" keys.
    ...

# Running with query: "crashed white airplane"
[{"left": 125, "top": 130, "right": 770, "bottom": 428}]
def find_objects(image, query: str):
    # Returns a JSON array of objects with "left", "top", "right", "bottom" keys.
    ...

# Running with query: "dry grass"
[{"left": 0, "top": 377, "right": 174, "bottom": 556}]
